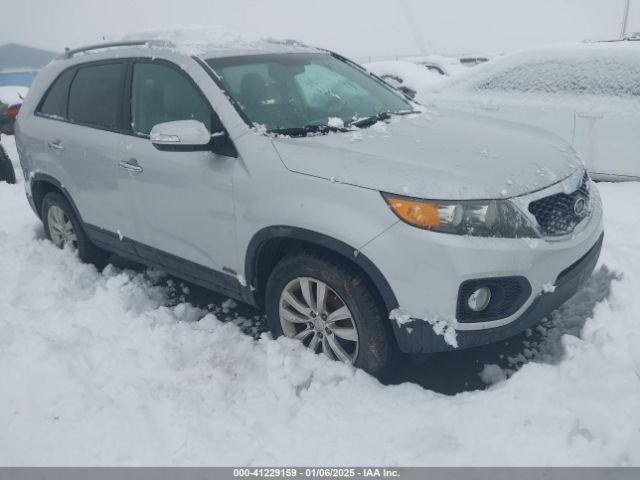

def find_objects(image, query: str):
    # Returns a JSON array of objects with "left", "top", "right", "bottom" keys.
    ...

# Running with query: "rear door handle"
[
  {"left": 118, "top": 158, "right": 143, "bottom": 174},
  {"left": 48, "top": 139, "right": 64, "bottom": 151}
]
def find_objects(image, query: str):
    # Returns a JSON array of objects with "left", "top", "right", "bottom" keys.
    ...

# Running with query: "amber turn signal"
[{"left": 383, "top": 195, "right": 441, "bottom": 228}]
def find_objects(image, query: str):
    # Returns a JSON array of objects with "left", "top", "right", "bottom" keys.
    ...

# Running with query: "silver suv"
[{"left": 15, "top": 39, "right": 604, "bottom": 376}]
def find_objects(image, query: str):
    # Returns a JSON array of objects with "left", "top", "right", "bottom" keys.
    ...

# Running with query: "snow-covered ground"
[{"left": 1, "top": 142, "right": 639, "bottom": 464}]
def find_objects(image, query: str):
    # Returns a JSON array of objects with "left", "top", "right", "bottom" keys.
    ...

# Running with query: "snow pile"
[
  {"left": 0, "top": 86, "right": 28, "bottom": 105},
  {"left": 364, "top": 60, "right": 444, "bottom": 100},
  {"left": 0, "top": 172, "right": 639, "bottom": 464},
  {"left": 119, "top": 24, "right": 311, "bottom": 56}
]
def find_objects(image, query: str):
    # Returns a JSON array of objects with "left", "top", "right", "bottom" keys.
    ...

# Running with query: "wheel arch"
[
  {"left": 30, "top": 173, "right": 83, "bottom": 222},
  {"left": 245, "top": 226, "right": 399, "bottom": 314}
]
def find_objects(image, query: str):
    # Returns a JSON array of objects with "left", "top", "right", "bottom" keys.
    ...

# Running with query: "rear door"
[
  {"left": 119, "top": 59, "right": 238, "bottom": 282},
  {"left": 33, "top": 61, "right": 141, "bottom": 249}
]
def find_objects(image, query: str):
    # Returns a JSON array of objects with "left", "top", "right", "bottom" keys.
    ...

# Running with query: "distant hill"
[{"left": 0, "top": 43, "right": 58, "bottom": 70}]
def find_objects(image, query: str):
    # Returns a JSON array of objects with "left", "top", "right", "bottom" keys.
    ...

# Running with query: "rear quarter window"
[{"left": 37, "top": 69, "right": 76, "bottom": 119}]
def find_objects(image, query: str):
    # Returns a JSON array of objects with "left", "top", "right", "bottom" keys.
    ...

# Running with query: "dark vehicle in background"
[
  {"left": 0, "top": 85, "right": 25, "bottom": 184},
  {"left": 1, "top": 99, "right": 21, "bottom": 183},
  {"left": 1, "top": 98, "right": 22, "bottom": 135},
  {"left": 0, "top": 142, "right": 16, "bottom": 184}
]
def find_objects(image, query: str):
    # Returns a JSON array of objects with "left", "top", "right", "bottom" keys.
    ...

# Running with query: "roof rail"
[{"left": 60, "top": 40, "right": 174, "bottom": 59}]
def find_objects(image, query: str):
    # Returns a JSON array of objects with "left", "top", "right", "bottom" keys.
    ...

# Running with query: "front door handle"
[
  {"left": 119, "top": 158, "right": 143, "bottom": 174},
  {"left": 48, "top": 139, "right": 64, "bottom": 151}
]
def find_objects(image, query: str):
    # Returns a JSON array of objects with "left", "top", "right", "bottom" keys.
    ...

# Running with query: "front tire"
[
  {"left": 41, "top": 191, "right": 110, "bottom": 269},
  {"left": 265, "top": 251, "right": 398, "bottom": 377}
]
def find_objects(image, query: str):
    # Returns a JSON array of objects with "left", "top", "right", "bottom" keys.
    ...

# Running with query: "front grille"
[{"left": 528, "top": 172, "right": 591, "bottom": 236}]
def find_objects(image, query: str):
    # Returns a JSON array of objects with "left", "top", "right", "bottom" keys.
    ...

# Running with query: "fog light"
[{"left": 468, "top": 287, "right": 491, "bottom": 312}]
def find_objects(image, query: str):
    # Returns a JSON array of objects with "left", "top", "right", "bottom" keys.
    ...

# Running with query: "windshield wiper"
[
  {"left": 347, "top": 109, "right": 416, "bottom": 129},
  {"left": 267, "top": 123, "right": 348, "bottom": 137}
]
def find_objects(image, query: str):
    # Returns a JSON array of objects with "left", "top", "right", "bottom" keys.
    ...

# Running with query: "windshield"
[{"left": 205, "top": 53, "right": 412, "bottom": 135}]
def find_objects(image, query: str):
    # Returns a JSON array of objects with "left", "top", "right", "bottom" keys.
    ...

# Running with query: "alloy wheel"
[
  {"left": 279, "top": 276, "right": 359, "bottom": 363},
  {"left": 47, "top": 205, "right": 78, "bottom": 249}
]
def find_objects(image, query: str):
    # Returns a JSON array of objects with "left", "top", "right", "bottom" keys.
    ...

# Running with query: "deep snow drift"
[{"left": 0, "top": 164, "right": 639, "bottom": 464}]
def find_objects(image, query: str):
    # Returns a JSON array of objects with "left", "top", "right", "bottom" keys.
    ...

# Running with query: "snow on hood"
[
  {"left": 271, "top": 109, "right": 581, "bottom": 200},
  {"left": 118, "top": 24, "right": 313, "bottom": 56}
]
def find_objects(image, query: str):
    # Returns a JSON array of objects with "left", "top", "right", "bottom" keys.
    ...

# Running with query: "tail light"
[
  {"left": 3, "top": 104, "right": 21, "bottom": 135},
  {"left": 5, "top": 106, "right": 21, "bottom": 118}
]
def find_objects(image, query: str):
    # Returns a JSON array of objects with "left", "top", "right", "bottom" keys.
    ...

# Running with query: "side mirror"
[
  {"left": 150, "top": 120, "right": 211, "bottom": 151},
  {"left": 150, "top": 120, "right": 238, "bottom": 157}
]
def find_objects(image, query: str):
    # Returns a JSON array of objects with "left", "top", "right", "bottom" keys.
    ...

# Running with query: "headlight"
[{"left": 382, "top": 193, "right": 539, "bottom": 238}]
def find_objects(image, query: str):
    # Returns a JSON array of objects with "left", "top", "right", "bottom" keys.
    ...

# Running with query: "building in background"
[{"left": 0, "top": 43, "right": 58, "bottom": 86}]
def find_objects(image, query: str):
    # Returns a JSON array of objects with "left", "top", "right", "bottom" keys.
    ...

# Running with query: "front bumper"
[
  {"left": 391, "top": 232, "right": 602, "bottom": 353},
  {"left": 360, "top": 179, "right": 604, "bottom": 354}
]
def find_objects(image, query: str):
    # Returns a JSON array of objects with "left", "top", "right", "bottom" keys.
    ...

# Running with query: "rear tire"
[
  {"left": 0, "top": 144, "right": 16, "bottom": 184},
  {"left": 265, "top": 250, "right": 398, "bottom": 378},
  {"left": 41, "top": 191, "right": 110, "bottom": 269}
]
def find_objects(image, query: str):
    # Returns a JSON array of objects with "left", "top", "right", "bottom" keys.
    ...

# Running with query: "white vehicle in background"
[{"left": 422, "top": 42, "right": 640, "bottom": 181}]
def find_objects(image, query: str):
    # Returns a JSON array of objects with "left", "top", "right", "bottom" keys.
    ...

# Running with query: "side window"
[
  {"left": 131, "top": 62, "right": 212, "bottom": 136},
  {"left": 68, "top": 62, "right": 125, "bottom": 130},
  {"left": 37, "top": 69, "right": 76, "bottom": 118}
]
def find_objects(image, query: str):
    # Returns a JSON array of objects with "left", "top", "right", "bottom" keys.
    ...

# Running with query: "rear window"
[
  {"left": 37, "top": 69, "right": 76, "bottom": 118},
  {"left": 67, "top": 62, "right": 125, "bottom": 130}
]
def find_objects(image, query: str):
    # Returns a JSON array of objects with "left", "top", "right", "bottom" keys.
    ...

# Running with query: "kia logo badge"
[{"left": 574, "top": 197, "right": 587, "bottom": 216}]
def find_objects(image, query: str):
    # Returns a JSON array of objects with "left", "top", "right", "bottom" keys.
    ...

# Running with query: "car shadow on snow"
[{"left": 106, "top": 253, "right": 616, "bottom": 395}]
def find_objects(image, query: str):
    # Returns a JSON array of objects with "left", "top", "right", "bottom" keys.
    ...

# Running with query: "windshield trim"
[{"left": 198, "top": 51, "right": 415, "bottom": 136}]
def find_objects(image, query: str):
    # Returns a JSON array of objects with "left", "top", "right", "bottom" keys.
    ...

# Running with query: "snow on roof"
[{"left": 118, "top": 25, "right": 319, "bottom": 57}]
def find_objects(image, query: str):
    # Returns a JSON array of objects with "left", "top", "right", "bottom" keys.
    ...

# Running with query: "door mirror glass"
[{"left": 150, "top": 120, "right": 211, "bottom": 150}]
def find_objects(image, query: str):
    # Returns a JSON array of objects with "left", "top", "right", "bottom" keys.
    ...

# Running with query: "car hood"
[{"left": 271, "top": 109, "right": 582, "bottom": 200}]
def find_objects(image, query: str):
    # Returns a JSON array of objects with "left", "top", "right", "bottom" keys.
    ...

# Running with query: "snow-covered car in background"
[
  {"left": 422, "top": 42, "right": 640, "bottom": 181},
  {"left": 405, "top": 54, "right": 468, "bottom": 77},
  {"left": 458, "top": 54, "right": 493, "bottom": 67},
  {"left": 363, "top": 60, "right": 444, "bottom": 99}
]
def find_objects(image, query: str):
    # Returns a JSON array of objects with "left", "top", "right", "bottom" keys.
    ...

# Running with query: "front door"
[{"left": 121, "top": 60, "right": 238, "bottom": 285}]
